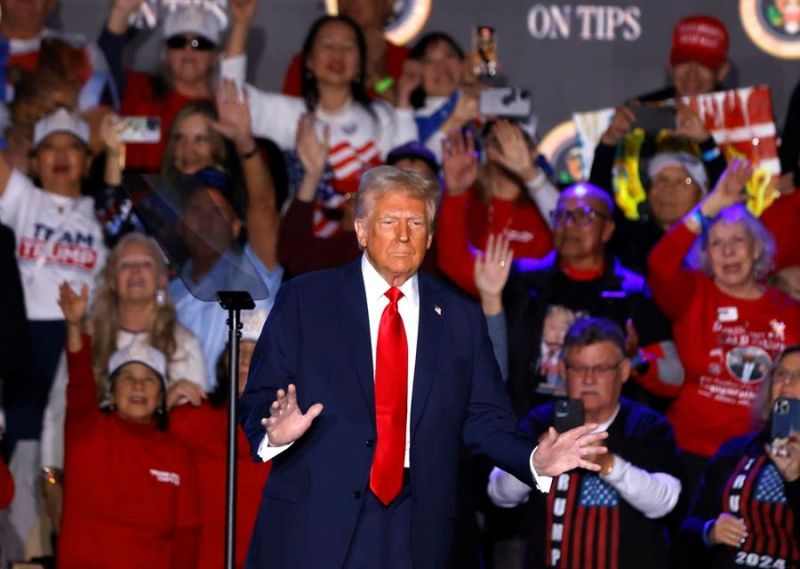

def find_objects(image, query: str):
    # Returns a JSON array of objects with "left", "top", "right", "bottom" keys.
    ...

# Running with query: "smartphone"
[
  {"left": 553, "top": 398, "right": 584, "bottom": 433},
  {"left": 634, "top": 104, "right": 676, "bottom": 134},
  {"left": 479, "top": 87, "right": 532, "bottom": 118},
  {"left": 772, "top": 397, "right": 800, "bottom": 440},
  {"left": 118, "top": 116, "right": 161, "bottom": 144},
  {"left": 472, "top": 25, "right": 498, "bottom": 78}
]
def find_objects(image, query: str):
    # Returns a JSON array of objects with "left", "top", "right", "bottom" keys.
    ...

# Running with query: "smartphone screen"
[
  {"left": 472, "top": 26, "right": 498, "bottom": 78},
  {"left": 118, "top": 116, "right": 161, "bottom": 144},
  {"left": 772, "top": 397, "right": 800, "bottom": 440}
]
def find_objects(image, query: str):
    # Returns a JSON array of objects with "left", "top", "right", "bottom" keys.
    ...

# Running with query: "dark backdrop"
[{"left": 59, "top": 1, "right": 799, "bottom": 137}]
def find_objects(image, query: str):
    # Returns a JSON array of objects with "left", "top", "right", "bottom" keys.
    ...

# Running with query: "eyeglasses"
[
  {"left": 565, "top": 359, "right": 624, "bottom": 379},
  {"left": 773, "top": 367, "right": 800, "bottom": 384},
  {"left": 551, "top": 206, "right": 610, "bottom": 227},
  {"left": 166, "top": 35, "right": 217, "bottom": 52}
]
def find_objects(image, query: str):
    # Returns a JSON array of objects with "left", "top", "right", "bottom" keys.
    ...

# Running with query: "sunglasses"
[{"left": 166, "top": 35, "right": 216, "bottom": 52}]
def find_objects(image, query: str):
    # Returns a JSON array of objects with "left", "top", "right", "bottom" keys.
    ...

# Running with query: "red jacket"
[
  {"left": 170, "top": 402, "right": 271, "bottom": 569},
  {"left": 59, "top": 338, "right": 200, "bottom": 569},
  {"left": 648, "top": 223, "right": 800, "bottom": 456},
  {"left": 437, "top": 190, "right": 553, "bottom": 296}
]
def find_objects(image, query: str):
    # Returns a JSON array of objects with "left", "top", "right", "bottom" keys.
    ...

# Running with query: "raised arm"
[
  {"left": 648, "top": 158, "right": 752, "bottom": 319},
  {"left": 225, "top": 0, "right": 257, "bottom": 60},
  {"left": 239, "top": 282, "right": 323, "bottom": 459},
  {"left": 57, "top": 282, "right": 97, "bottom": 424},
  {"left": 101, "top": 0, "right": 143, "bottom": 97},
  {"left": 474, "top": 234, "right": 513, "bottom": 381},
  {"left": 212, "top": 79, "right": 280, "bottom": 270},
  {"left": 436, "top": 129, "right": 480, "bottom": 296}
]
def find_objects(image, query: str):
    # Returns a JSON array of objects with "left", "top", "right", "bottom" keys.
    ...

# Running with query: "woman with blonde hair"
[
  {"left": 40, "top": 233, "right": 208, "bottom": 537},
  {"left": 88, "top": 232, "right": 208, "bottom": 395}
]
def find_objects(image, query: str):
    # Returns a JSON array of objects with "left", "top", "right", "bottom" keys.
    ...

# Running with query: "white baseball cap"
[
  {"left": 108, "top": 343, "right": 168, "bottom": 390},
  {"left": 648, "top": 152, "right": 709, "bottom": 194},
  {"left": 163, "top": 4, "right": 222, "bottom": 45},
  {"left": 241, "top": 309, "right": 269, "bottom": 343},
  {"left": 33, "top": 108, "right": 90, "bottom": 148}
]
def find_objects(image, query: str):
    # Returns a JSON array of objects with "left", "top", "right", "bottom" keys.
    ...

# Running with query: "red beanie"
[{"left": 670, "top": 15, "right": 729, "bottom": 70}]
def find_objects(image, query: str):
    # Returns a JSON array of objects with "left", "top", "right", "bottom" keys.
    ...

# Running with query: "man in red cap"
[{"left": 666, "top": 14, "right": 731, "bottom": 99}]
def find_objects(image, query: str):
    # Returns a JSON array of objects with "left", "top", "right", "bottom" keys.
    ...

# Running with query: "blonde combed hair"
[{"left": 89, "top": 234, "right": 178, "bottom": 398}]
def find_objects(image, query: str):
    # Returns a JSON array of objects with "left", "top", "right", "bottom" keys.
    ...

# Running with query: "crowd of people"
[{"left": 0, "top": 0, "right": 798, "bottom": 567}]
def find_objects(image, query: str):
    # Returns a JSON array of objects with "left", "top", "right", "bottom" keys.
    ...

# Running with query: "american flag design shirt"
[{"left": 720, "top": 455, "right": 800, "bottom": 567}]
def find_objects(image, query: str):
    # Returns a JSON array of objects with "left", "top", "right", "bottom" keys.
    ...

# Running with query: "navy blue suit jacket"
[{"left": 240, "top": 259, "right": 535, "bottom": 568}]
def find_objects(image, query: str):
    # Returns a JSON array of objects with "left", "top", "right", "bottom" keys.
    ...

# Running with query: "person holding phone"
[
  {"left": 488, "top": 317, "right": 682, "bottom": 569},
  {"left": 99, "top": 0, "right": 254, "bottom": 172},
  {"left": 680, "top": 345, "right": 800, "bottom": 569}
]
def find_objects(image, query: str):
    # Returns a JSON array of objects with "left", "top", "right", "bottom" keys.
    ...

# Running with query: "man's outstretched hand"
[
  {"left": 533, "top": 424, "right": 608, "bottom": 477},
  {"left": 261, "top": 384, "right": 324, "bottom": 447}
]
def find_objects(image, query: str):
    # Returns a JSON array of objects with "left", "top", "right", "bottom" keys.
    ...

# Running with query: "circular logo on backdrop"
[
  {"left": 741, "top": 0, "right": 800, "bottom": 58},
  {"left": 325, "top": 0, "right": 432, "bottom": 45}
]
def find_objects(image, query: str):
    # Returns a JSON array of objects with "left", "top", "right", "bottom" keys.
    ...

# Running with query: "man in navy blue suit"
[{"left": 239, "top": 165, "right": 608, "bottom": 568}]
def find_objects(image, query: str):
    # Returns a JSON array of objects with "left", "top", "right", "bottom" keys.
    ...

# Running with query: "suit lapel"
[
  {"left": 410, "top": 273, "right": 444, "bottom": 435},
  {"left": 338, "top": 260, "right": 376, "bottom": 419}
]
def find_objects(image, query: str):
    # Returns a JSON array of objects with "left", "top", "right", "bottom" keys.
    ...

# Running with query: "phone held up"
[
  {"left": 117, "top": 116, "right": 162, "bottom": 144},
  {"left": 472, "top": 25, "right": 498, "bottom": 79},
  {"left": 771, "top": 397, "right": 800, "bottom": 457},
  {"left": 553, "top": 398, "right": 585, "bottom": 434}
]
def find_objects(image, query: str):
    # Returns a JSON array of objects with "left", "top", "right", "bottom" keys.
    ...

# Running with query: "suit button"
[
  {"left": 353, "top": 490, "right": 362, "bottom": 499},
  {"left": 366, "top": 439, "right": 374, "bottom": 447}
]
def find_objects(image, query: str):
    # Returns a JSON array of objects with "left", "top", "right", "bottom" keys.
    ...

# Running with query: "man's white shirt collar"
[{"left": 360, "top": 253, "right": 419, "bottom": 308}]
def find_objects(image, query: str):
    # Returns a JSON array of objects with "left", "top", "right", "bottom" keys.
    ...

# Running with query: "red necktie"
[{"left": 369, "top": 286, "right": 408, "bottom": 505}]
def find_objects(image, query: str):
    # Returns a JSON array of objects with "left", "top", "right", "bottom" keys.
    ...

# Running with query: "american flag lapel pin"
[{"left": 434, "top": 305, "right": 442, "bottom": 316}]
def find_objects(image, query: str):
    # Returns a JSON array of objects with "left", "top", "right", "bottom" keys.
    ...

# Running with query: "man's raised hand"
[
  {"left": 261, "top": 384, "right": 323, "bottom": 446},
  {"left": 532, "top": 424, "right": 608, "bottom": 477}
]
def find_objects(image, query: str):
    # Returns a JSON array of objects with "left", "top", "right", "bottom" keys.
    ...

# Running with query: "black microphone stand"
[{"left": 217, "top": 290, "right": 255, "bottom": 569}]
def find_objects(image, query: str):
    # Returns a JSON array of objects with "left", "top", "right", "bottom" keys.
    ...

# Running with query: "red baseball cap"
[{"left": 670, "top": 15, "right": 729, "bottom": 70}]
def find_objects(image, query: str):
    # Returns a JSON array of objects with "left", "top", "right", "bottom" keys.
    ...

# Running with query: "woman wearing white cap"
[
  {"left": 99, "top": 0, "right": 253, "bottom": 173},
  {"left": 56, "top": 281, "right": 200, "bottom": 568},
  {"left": 170, "top": 309, "right": 271, "bottom": 569},
  {"left": 0, "top": 108, "right": 106, "bottom": 453}
]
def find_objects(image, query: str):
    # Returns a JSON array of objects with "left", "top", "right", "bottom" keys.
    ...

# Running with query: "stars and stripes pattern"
[
  {"left": 722, "top": 456, "right": 800, "bottom": 565},
  {"left": 546, "top": 472, "right": 621, "bottom": 568},
  {"left": 285, "top": 139, "right": 383, "bottom": 238}
]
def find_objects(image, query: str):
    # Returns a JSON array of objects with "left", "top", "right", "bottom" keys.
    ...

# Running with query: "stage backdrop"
[{"left": 58, "top": 1, "right": 799, "bottom": 143}]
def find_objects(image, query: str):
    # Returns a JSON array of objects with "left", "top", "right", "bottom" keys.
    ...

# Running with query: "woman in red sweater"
[
  {"left": 437, "top": 120, "right": 555, "bottom": 296},
  {"left": 169, "top": 309, "right": 272, "bottom": 569},
  {"left": 57, "top": 282, "right": 200, "bottom": 569},
  {"left": 648, "top": 159, "right": 800, "bottom": 488}
]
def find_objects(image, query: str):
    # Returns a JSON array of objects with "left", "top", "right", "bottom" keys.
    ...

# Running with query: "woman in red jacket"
[
  {"left": 57, "top": 282, "right": 200, "bottom": 569},
  {"left": 648, "top": 159, "right": 800, "bottom": 489},
  {"left": 437, "top": 121, "right": 555, "bottom": 296}
]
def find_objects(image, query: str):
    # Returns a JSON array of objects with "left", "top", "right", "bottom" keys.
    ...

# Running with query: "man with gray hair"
[
  {"left": 489, "top": 316, "right": 682, "bottom": 569},
  {"left": 239, "top": 165, "right": 608, "bottom": 569}
]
